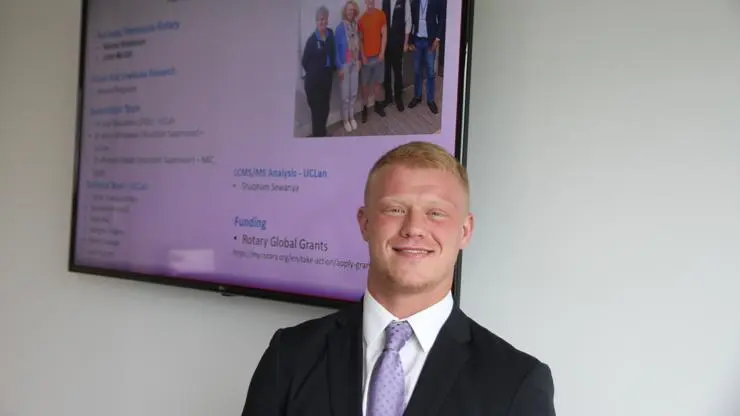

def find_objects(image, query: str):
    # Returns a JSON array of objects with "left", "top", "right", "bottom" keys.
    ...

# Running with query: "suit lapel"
[
  {"left": 327, "top": 302, "right": 363, "bottom": 416},
  {"left": 403, "top": 307, "right": 471, "bottom": 416}
]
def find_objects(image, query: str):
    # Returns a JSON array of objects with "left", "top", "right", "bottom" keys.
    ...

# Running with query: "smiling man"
[{"left": 242, "top": 141, "right": 557, "bottom": 415}]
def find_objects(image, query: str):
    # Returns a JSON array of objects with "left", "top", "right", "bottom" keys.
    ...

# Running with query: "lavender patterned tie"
[{"left": 367, "top": 320, "right": 414, "bottom": 416}]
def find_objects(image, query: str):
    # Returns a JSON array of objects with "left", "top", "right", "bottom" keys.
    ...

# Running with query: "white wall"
[
  {"left": 1, "top": 1, "right": 739, "bottom": 416},
  {"left": 462, "top": 1, "right": 740, "bottom": 415}
]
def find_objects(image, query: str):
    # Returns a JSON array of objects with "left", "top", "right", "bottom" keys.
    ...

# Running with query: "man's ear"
[
  {"left": 460, "top": 212, "right": 474, "bottom": 249},
  {"left": 357, "top": 206, "right": 370, "bottom": 242}
]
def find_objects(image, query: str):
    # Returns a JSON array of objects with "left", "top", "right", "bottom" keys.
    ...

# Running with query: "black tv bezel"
[{"left": 68, "top": 0, "right": 476, "bottom": 310}]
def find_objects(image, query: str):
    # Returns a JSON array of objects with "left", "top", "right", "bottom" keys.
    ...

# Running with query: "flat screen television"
[{"left": 69, "top": 0, "right": 476, "bottom": 309}]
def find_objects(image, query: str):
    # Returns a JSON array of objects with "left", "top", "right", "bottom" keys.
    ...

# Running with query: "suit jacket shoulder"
[
  {"left": 459, "top": 312, "right": 557, "bottom": 415},
  {"left": 467, "top": 316, "right": 544, "bottom": 371},
  {"left": 242, "top": 304, "right": 363, "bottom": 416},
  {"left": 270, "top": 305, "right": 354, "bottom": 371}
]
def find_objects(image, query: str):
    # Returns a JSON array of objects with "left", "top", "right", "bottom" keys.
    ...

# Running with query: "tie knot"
[{"left": 384, "top": 320, "right": 413, "bottom": 351}]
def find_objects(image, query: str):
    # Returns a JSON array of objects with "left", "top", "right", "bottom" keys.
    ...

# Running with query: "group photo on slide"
[{"left": 294, "top": 0, "right": 447, "bottom": 138}]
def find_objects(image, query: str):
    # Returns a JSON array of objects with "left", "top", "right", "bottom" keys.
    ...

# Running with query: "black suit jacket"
[
  {"left": 410, "top": 0, "right": 446, "bottom": 43},
  {"left": 242, "top": 301, "right": 556, "bottom": 415}
]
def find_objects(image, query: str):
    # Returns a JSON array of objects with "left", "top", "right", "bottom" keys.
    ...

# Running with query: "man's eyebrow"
[{"left": 377, "top": 196, "right": 458, "bottom": 207}]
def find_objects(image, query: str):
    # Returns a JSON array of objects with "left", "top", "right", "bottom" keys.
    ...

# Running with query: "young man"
[
  {"left": 382, "top": 0, "right": 412, "bottom": 112},
  {"left": 358, "top": 0, "right": 388, "bottom": 123},
  {"left": 409, "top": 0, "right": 446, "bottom": 114},
  {"left": 243, "top": 141, "right": 557, "bottom": 416}
]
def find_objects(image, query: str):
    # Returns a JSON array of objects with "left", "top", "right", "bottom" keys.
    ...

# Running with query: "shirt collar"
[{"left": 362, "top": 289, "right": 453, "bottom": 352}]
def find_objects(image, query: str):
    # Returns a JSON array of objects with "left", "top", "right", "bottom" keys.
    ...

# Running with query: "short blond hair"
[{"left": 364, "top": 141, "right": 469, "bottom": 202}]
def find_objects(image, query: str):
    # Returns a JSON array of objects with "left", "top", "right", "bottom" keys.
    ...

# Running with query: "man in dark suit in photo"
[
  {"left": 381, "top": 0, "right": 412, "bottom": 112},
  {"left": 242, "top": 141, "right": 557, "bottom": 415},
  {"left": 408, "top": 0, "right": 445, "bottom": 114}
]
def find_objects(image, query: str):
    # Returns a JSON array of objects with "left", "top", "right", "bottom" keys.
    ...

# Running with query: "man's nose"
[{"left": 400, "top": 210, "right": 426, "bottom": 237}]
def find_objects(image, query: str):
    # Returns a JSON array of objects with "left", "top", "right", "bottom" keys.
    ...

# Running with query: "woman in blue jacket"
[
  {"left": 335, "top": 1, "right": 362, "bottom": 132},
  {"left": 301, "top": 6, "right": 337, "bottom": 137}
]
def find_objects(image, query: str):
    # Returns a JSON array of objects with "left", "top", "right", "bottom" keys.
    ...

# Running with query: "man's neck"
[{"left": 367, "top": 282, "right": 451, "bottom": 319}]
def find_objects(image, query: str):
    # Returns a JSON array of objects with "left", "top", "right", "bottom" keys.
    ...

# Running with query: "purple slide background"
[{"left": 74, "top": 0, "right": 465, "bottom": 301}]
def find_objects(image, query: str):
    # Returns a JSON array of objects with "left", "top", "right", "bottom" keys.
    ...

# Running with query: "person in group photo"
[
  {"left": 335, "top": 1, "right": 363, "bottom": 133},
  {"left": 301, "top": 5, "right": 337, "bottom": 137},
  {"left": 382, "top": 0, "right": 411, "bottom": 112},
  {"left": 358, "top": 0, "right": 388, "bottom": 123},
  {"left": 409, "top": 0, "right": 446, "bottom": 114}
]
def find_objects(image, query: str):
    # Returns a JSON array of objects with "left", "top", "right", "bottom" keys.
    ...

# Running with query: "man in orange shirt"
[{"left": 358, "top": 0, "right": 388, "bottom": 123}]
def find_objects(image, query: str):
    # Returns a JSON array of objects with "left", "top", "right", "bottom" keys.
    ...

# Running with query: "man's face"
[
  {"left": 316, "top": 14, "right": 328, "bottom": 32},
  {"left": 365, "top": 0, "right": 376, "bottom": 10},
  {"left": 358, "top": 165, "right": 474, "bottom": 295}
]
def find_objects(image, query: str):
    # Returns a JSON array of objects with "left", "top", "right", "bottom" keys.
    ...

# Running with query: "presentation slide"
[{"left": 71, "top": 0, "right": 468, "bottom": 303}]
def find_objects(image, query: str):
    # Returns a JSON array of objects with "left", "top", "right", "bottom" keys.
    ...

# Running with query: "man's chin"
[{"left": 385, "top": 273, "right": 436, "bottom": 293}]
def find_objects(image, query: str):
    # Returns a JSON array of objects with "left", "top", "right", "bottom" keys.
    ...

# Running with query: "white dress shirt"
[{"left": 361, "top": 289, "right": 453, "bottom": 414}]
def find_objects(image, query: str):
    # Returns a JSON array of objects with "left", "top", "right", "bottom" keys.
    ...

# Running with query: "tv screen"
[{"left": 69, "top": 0, "right": 475, "bottom": 308}]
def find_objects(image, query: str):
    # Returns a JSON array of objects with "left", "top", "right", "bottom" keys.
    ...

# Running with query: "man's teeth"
[{"left": 400, "top": 249, "right": 428, "bottom": 253}]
